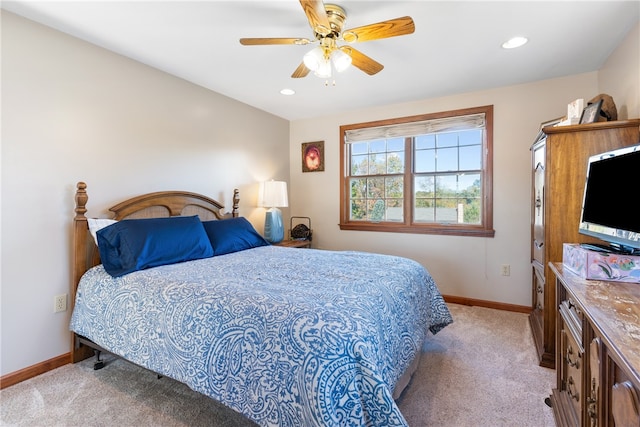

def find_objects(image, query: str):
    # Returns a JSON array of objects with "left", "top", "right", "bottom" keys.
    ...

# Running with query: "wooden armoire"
[{"left": 529, "top": 119, "right": 640, "bottom": 368}]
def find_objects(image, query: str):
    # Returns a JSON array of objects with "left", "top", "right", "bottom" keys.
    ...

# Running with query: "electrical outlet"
[
  {"left": 501, "top": 264, "right": 511, "bottom": 276},
  {"left": 54, "top": 294, "right": 67, "bottom": 313}
]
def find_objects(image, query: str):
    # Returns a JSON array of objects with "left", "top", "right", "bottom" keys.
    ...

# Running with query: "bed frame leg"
[{"left": 93, "top": 349, "right": 105, "bottom": 370}]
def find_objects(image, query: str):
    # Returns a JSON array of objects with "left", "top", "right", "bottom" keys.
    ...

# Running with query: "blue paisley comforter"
[{"left": 70, "top": 246, "right": 452, "bottom": 426}]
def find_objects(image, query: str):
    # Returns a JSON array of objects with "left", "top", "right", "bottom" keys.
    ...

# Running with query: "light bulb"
[
  {"left": 314, "top": 59, "right": 332, "bottom": 78},
  {"left": 331, "top": 49, "right": 352, "bottom": 72},
  {"left": 303, "top": 47, "right": 323, "bottom": 71}
]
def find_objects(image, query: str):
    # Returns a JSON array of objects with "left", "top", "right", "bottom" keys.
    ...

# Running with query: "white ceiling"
[{"left": 3, "top": 1, "right": 639, "bottom": 121}]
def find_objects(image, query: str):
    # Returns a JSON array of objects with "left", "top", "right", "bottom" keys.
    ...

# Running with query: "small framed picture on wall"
[{"left": 302, "top": 141, "right": 324, "bottom": 172}]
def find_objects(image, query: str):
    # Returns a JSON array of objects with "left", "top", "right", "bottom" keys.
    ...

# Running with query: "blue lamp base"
[{"left": 264, "top": 208, "right": 284, "bottom": 243}]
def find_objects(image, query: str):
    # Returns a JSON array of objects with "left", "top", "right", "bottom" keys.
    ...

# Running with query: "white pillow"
[{"left": 87, "top": 218, "right": 117, "bottom": 246}]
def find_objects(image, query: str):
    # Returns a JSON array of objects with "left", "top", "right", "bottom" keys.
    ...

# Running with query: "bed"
[{"left": 69, "top": 181, "right": 453, "bottom": 427}]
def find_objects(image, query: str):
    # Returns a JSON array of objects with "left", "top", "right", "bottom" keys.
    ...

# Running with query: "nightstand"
[{"left": 273, "top": 239, "right": 311, "bottom": 249}]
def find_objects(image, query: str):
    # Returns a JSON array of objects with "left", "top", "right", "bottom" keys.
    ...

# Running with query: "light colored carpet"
[
  {"left": 1, "top": 304, "right": 556, "bottom": 426},
  {"left": 396, "top": 303, "right": 556, "bottom": 426}
]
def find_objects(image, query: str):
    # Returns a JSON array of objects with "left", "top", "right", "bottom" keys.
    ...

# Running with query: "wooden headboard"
[{"left": 71, "top": 181, "right": 239, "bottom": 362}]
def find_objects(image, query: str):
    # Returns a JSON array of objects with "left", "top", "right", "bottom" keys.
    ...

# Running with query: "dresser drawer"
[
  {"left": 562, "top": 328, "right": 583, "bottom": 424},
  {"left": 559, "top": 298, "right": 583, "bottom": 350}
]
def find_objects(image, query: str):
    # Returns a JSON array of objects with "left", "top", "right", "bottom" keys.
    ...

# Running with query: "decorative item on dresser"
[
  {"left": 529, "top": 119, "right": 640, "bottom": 369},
  {"left": 275, "top": 217, "right": 312, "bottom": 248},
  {"left": 549, "top": 263, "right": 640, "bottom": 427}
]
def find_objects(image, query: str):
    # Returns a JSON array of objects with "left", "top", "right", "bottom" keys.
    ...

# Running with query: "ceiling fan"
[{"left": 240, "top": 0, "right": 415, "bottom": 79}]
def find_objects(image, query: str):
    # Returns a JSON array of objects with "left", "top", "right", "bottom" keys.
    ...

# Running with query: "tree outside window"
[{"left": 340, "top": 105, "right": 494, "bottom": 237}]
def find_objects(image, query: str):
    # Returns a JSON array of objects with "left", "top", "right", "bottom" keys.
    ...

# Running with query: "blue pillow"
[
  {"left": 97, "top": 215, "right": 214, "bottom": 277},
  {"left": 202, "top": 217, "right": 269, "bottom": 256}
]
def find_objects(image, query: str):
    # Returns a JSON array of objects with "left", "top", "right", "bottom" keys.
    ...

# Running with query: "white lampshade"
[
  {"left": 331, "top": 48, "right": 352, "bottom": 72},
  {"left": 258, "top": 180, "right": 288, "bottom": 208},
  {"left": 314, "top": 59, "right": 332, "bottom": 78},
  {"left": 303, "top": 47, "right": 324, "bottom": 72}
]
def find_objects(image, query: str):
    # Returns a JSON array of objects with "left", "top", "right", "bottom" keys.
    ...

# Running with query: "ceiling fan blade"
[
  {"left": 292, "top": 62, "right": 311, "bottom": 78},
  {"left": 342, "top": 16, "right": 415, "bottom": 43},
  {"left": 299, "top": 0, "right": 332, "bottom": 36},
  {"left": 240, "top": 38, "right": 311, "bottom": 46},
  {"left": 343, "top": 47, "right": 384, "bottom": 75}
]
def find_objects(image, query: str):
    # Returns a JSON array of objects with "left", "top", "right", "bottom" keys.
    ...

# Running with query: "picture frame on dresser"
[
  {"left": 579, "top": 99, "right": 603, "bottom": 124},
  {"left": 533, "top": 117, "right": 563, "bottom": 144}
]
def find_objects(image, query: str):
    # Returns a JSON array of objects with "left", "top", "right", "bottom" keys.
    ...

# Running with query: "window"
[{"left": 340, "top": 105, "right": 494, "bottom": 237}]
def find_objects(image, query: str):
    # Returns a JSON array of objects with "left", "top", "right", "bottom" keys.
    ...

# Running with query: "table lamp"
[{"left": 258, "top": 180, "right": 288, "bottom": 243}]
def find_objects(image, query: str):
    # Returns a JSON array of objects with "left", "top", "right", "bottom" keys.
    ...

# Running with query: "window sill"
[{"left": 339, "top": 222, "right": 495, "bottom": 237}]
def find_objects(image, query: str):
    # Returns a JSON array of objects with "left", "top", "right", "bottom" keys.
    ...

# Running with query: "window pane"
[
  {"left": 350, "top": 177, "right": 366, "bottom": 199},
  {"left": 436, "top": 133, "right": 457, "bottom": 148},
  {"left": 351, "top": 154, "right": 369, "bottom": 176},
  {"left": 387, "top": 137, "right": 405, "bottom": 151},
  {"left": 436, "top": 147, "right": 458, "bottom": 172},
  {"left": 350, "top": 199, "right": 366, "bottom": 220},
  {"left": 414, "top": 175, "right": 435, "bottom": 198},
  {"left": 459, "top": 145, "right": 481, "bottom": 170},
  {"left": 387, "top": 152, "right": 404, "bottom": 173},
  {"left": 435, "top": 199, "right": 459, "bottom": 222},
  {"left": 369, "top": 139, "right": 386, "bottom": 153},
  {"left": 386, "top": 176, "right": 404, "bottom": 198},
  {"left": 460, "top": 197, "right": 481, "bottom": 224},
  {"left": 367, "top": 199, "right": 386, "bottom": 221},
  {"left": 415, "top": 134, "right": 435, "bottom": 150},
  {"left": 351, "top": 142, "right": 368, "bottom": 155},
  {"left": 436, "top": 174, "right": 458, "bottom": 196},
  {"left": 459, "top": 129, "right": 482, "bottom": 146},
  {"left": 415, "top": 148, "right": 435, "bottom": 173},
  {"left": 366, "top": 177, "right": 385, "bottom": 199},
  {"left": 387, "top": 198, "right": 403, "bottom": 221},
  {"left": 367, "top": 153, "right": 384, "bottom": 174},
  {"left": 459, "top": 173, "right": 481, "bottom": 195}
]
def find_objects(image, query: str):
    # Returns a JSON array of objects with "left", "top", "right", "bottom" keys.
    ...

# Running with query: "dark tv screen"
[{"left": 579, "top": 143, "right": 640, "bottom": 252}]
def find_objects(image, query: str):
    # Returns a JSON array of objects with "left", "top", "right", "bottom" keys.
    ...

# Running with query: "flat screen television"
[{"left": 578, "top": 142, "right": 640, "bottom": 254}]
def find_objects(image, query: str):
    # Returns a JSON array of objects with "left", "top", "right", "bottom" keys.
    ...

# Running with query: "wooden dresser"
[
  {"left": 549, "top": 262, "right": 640, "bottom": 427},
  {"left": 529, "top": 119, "right": 640, "bottom": 368}
]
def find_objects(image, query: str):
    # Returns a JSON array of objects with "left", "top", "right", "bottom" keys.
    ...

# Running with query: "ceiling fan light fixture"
[
  {"left": 314, "top": 59, "right": 332, "bottom": 78},
  {"left": 303, "top": 46, "right": 324, "bottom": 71},
  {"left": 239, "top": 3, "right": 415, "bottom": 80},
  {"left": 331, "top": 48, "right": 352, "bottom": 72}
]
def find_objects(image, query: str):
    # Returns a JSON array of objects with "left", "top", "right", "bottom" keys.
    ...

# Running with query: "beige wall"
[
  {"left": 598, "top": 23, "right": 639, "bottom": 119},
  {"left": 289, "top": 73, "right": 598, "bottom": 307},
  {"left": 0, "top": 11, "right": 289, "bottom": 376},
  {"left": 288, "top": 21, "right": 639, "bottom": 309}
]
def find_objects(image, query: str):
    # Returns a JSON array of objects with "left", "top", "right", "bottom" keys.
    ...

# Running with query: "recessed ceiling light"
[
  {"left": 502, "top": 36, "right": 528, "bottom": 49},
  {"left": 280, "top": 88, "right": 295, "bottom": 95}
]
